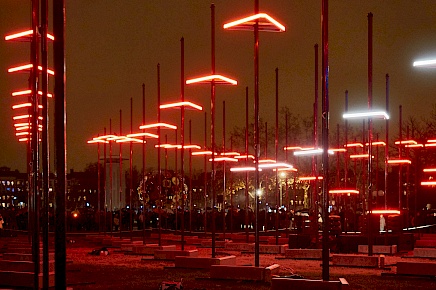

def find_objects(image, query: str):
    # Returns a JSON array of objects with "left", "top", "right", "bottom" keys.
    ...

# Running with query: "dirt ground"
[
  {"left": 63, "top": 237, "right": 436, "bottom": 290},
  {"left": 1, "top": 233, "right": 436, "bottom": 289}
]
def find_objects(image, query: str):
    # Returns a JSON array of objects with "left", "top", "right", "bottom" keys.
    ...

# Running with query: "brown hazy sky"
[{"left": 1, "top": 1, "right": 436, "bottom": 173}]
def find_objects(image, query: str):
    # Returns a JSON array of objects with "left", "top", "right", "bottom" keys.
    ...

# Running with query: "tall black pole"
[
  {"left": 211, "top": 3, "right": 217, "bottom": 258},
  {"left": 189, "top": 119, "right": 193, "bottom": 232},
  {"left": 204, "top": 111, "right": 208, "bottom": 233},
  {"left": 142, "top": 83, "right": 146, "bottom": 243},
  {"left": 41, "top": 0, "right": 49, "bottom": 288},
  {"left": 157, "top": 64, "right": 162, "bottom": 246},
  {"left": 254, "top": 0, "right": 260, "bottom": 268},
  {"left": 275, "top": 68, "right": 279, "bottom": 245},
  {"left": 104, "top": 127, "right": 107, "bottom": 235},
  {"left": 245, "top": 87, "right": 249, "bottom": 243},
  {"left": 385, "top": 75, "right": 389, "bottom": 210},
  {"left": 399, "top": 105, "right": 403, "bottom": 210},
  {"left": 119, "top": 109, "right": 123, "bottom": 239},
  {"left": 222, "top": 100, "right": 226, "bottom": 238},
  {"left": 321, "top": 0, "right": 330, "bottom": 281},
  {"left": 314, "top": 43, "right": 319, "bottom": 240},
  {"left": 53, "top": 0, "right": 67, "bottom": 286},
  {"left": 367, "top": 12, "right": 374, "bottom": 257},
  {"left": 31, "top": 0, "right": 40, "bottom": 288},
  {"left": 180, "top": 37, "right": 186, "bottom": 250},
  {"left": 130, "top": 98, "right": 133, "bottom": 240}
]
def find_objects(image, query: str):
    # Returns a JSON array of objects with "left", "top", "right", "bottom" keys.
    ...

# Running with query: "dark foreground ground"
[{"left": 2, "top": 234, "right": 436, "bottom": 289}]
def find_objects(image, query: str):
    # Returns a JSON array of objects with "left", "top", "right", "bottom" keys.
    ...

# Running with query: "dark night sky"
[{"left": 1, "top": 1, "right": 436, "bottom": 173}]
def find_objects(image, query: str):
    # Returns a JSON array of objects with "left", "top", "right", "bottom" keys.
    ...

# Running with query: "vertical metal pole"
[
  {"left": 285, "top": 113, "right": 288, "bottom": 210},
  {"left": 264, "top": 122, "right": 268, "bottom": 231},
  {"left": 104, "top": 127, "right": 107, "bottom": 235},
  {"left": 204, "top": 111, "right": 208, "bottom": 233},
  {"left": 41, "top": 0, "right": 49, "bottom": 287},
  {"left": 31, "top": 0, "right": 40, "bottom": 288},
  {"left": 367, "top": 12, "right": 374, "bottom": 257},
  {"left": 189, "top": 119, "right": 193, "bottom": 232},
  {"left": 175, "top": 130, "right": 178, "bottom": 231},
  {"left": 130, "top": 98, "right": 133, "bottom": 240},
  {"left": 321, "top": 0, "right": 330, "bottom": 281},
  {"left": 399, "top": 105, "right": 403, "bottom": 210},
  {"left": 53, "top": 0, "right": 67, "bottom": 286},
  {"left": 275, "top": 68, "right": 279, "bottom": 245},
  {"left": 245, "top": 87, "right": 249, "bottom": 242},
  {"left": 313, "top": 43, "right": 319, "bottom": 240},
  {"left": 385, "top": 75, "right": 389, "bottom": 210},
  {"left": 211, "top": 3, "right": 217, "bottom": 259},
  {"left": 345, "top": 91, "right": 348, "bottom": 189},
  {"left": 222, "top": 101, "right": 226, "bottom": 238},
  {"left": 97, "top": 137, "right": 101, "bottom": 233},
  {"left": 119, "top": 110, "right": 123, "bottom": 239},
  {"left": 230, "top": 136, "right": 234, "bottom": 234},
  {"left": 142, "top": 83, "right": 146, "bottom": 243},
  {"left": 110, "top": 120, "right": 113, "bottom": 236},
  {"left": 180, "top": 37, "right": 185, "bottom": 250},
  {"left": 254, "top": 0, "right": 260, "bottom": 267},
  {"left": 157, "top": 64, "right": 162, "bottom": 246}
]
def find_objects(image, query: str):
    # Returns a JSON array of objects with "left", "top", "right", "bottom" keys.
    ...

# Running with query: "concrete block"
[
  {"left": 174, "top": 255, "right": 236, "bottom": 269},
  {"left": 120, "top": 241, "right": 143, "bottom": 252},
  {"left": 111, "top": 239, "right": 132, "bottom": 247},
  {"left": 421, "top": 234, "right": 436, "bottom": 240},
  {"left": 0, "top": 260, "right": 55, "bottom": 272},
  {"left": 258, "top": 244, "right": 287, "bottom": 254},
  {"left": 397, "top": 261, "right": 436, "bottom": 276},
  {"left": 210, "top": 264, "right": 279, "bottom": 282},
  {"left": 200, "top": 239, "right": 228, "bottom": 248},
  {"left": 271, "top": 277, "right": 349, "bottom": 290},
  {"left": 154, "top": 249, "right": 198, "bottom": 260},
  {"left": 133, "top": 244, "right": 176, "bottom": 255},
  {"left": 185, "top": 237, "right": 202, "bottom": 245},
  {"left": 285, "top": 249, "right": 324, "bottom": 260},
  {"left": 358, "top": 245, "right": 397, "bottom": 255},
  {"left": 413, "top": 248, "right": 436, "bottom": 258},
  {"left": 415, "top": 239, "right": 436, "bottom": 248},
  {"left": 224, "top": 242, "right": 255, "bottom": 251},
  {"left": 268, "top": 237, "right": 289, "bottom": 245},
  {"left": 0, "top": 270, "right": 55, "bottom": 289},
  {"left": 331, "top": 254, "right": 382, "bottom": 268}
]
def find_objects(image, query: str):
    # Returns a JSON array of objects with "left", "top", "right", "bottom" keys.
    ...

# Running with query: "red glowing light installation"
[
  {"left": 186, "top": 4, "right": 238, "bottom": 259},
  {"left": 224, "top": 0, "right": 285, "bottom": 268}
]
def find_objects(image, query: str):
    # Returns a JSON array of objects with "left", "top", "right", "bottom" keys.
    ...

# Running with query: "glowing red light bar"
[
  {"left": 5, "top": 29, "right": 54, "bottom": 41},
  {"left": 18, "top": 138, "right": 29, "bottom": 142},
  {"left": 350, "top": 154, "right": 371, "bottom": 159},
  {"left": 8, "top": 64, "right": 54, "bottom": 75},
  {"left": 160, "top": 101, "right": 203, "bottom": 111},
  {"left": 370, "top": 210, "right": 401, "bottom": 215},
  {"left": 183, "top": 145, "right": 202, "bottom": 149},
  {"left": 345, "top": 143, "right": 364, "bottom": 148},
  {"left": 139, "top": 122, "right": 177, "bottom": 130},
  {"left": 387, "top": 159, "right": 411, "bottom": 165},
  {"left": 87, "top": 139, "right": 109, "bottom": 144},
  {"left": 395, "top": 140, "right": 417, "bottom": 145},
  {"left": 12, "top": 90, "right": 53, "bottom": 98},
  {"left": 365, "top": 141, "right": 386, "bottom": 146},
  {"left": 427, "top": 139, "right": 436, "bottom": 143},
  {"left": 15, "top": 126, "right": 30, "bottom": 131},
  {"left": 92, "top": 134, "right": 119, "bottom": 141},
  {"left": 425, "top": 143, "right": 436, "bottom": 148},
  {"left": 209, "top": 157, "right": 239, "bottom": 162},
  {"left": 413, "top": 59, "right": 436, "bottom": 68},
  {"left": 235, "top": 154, "right": 255, "bottom": 160},
  {"left": 406, "top": 144, "right": 423, "bottom": 148},
  {"left": 126, "top": 132, "right": 158, "bottom": 139},
  {"left": 421, "top": 181, "right": 436, "bottom": 186},
  {"left": 329, "top": 189, "right": 359, "bottom": 194},
  {"left": 294, "top": 148, "right": 323, "bottom": 156},
  {"left": 343, "top": 111, "right": 389, "bottom": 120},
  {"left": 13, "top": 114, "right": 30, "bottom": 120},
  {"left": 299, "top": 176, "right": 323, "bottom": 181},
  {"left": 191, "top": 151, "right": 215, "bottom": 156},
  {"left": 116, "top": 137, "right": 146, "bottom": 143},
  {"left": 259, "top": 162, "right": 293, "bottom": 169},
  {"left": 258, "top": 159, "right": 276, "bottom": 163},
  {"left": 276, "top": 167, "right": 297, "bottom": 172},
  {"left": 220, "top": 152, "right": 241, "bottom": 156},
  {"left": 284, "top": 146, "right": 302, "bottom": 151},
  {"left": 329, "top": 148, "right": 347, "bottom": 152},
  {"left": 155, "top": 144, "right": 181, "bottom": 149},
  {"left": 423, "top": 168, "right": 436, "bottom": 172},
  {"left": 230, "top": 166, "right": 259, "bottom": 172},
  {"left": 12, "top": 103, "right": 43, "bottom": 109},
  {"left": 186, "top": 74, "right": 237, "bottom": 85},
  {"left": 15, "top": 131, "right": 29, "bottom": 136},
  {"left": 223, "top": 13, "right": 286, "bottom": 32}
]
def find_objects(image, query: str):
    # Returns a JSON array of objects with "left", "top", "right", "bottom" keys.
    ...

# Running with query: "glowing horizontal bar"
[
  {"left": 276, "top": 167, "right": 298, "bottom": 172},
  {"left": 13, "top": 114, "right": 30, "bottom": 120},
  {"left": 365, "top": 141, "right": 386, "bottom": 146},
  {"left": 421, "top": 181, "right": 436, "bottom": 186},
  {"left": 87, "top": 139, "right": 109, "bottom": 144},
  {"left": 116, "top": 137, "right": 146, "bottom": 143},
  {"left": 15, "top": 126, "right": 30, "bottom": 131},
  {"left": 160, "top": 101, "right": 203, "bottom": 111},
  {"left": 413, "top": 59, "right": 436, "bottom": 68},
  {"left": 387, "top": 159, "right": 411, "bottom": 165},
  {"left": 191, "top": 151, "right": 215, "bottom": 156},
  {"left": 223, "top": 13, "right": 286, "bottom": 32},
  {"left": 12, "top": 103, "right": 43, "bottom": 109},
  {"left": 299, "top": 176, "right": 323, "bottom": 181},
  {"left": 345, "top": 143, "right": 364, "bottom": 148},
  {"left": 235, "top": 154, "right": 255, "bottom": 160},
  {"left": 329, "top": 148, "right": 347, "bottom": 152},
  {"left": 12, "top": 90, "right": 53, "bottom": 98},
  {"left": 343, "top": 111, "right": 389, "bottom": 120},
  {"left": 126, "top": 132, "right": 159, "bottom": 139},
  {"left": 209, "top": 157, "right": 239, "bottom": 162},
  {"left": 350, "top": 154, "right": 371, "bottom": 159},
  {"left": 329, "top": 189, "right": 359, "bottom": 194},
  {"left": 186, "top": 74, "right": 237, "bottom": 85},
  {"left": 423, "top": 168, "right": 436, "bottom": 172},
  {"left": 184, "top": 145, "right": 202, "bottom": 149},
  {"left": 258, "top": 159, "right": 276, "bottom": 163},
  {"left": 5, "top": 29, "right": 54, "bottom": 41},
  {"left": 284, "top": 146, "right": 302, "bottom": 151},
  {"left": 427, "top": 139, "right": 436, "bottom": 143},
  {"left": 230, "top": 166, "right": 258, "bottom": 172},
  {"left": 221, "top": 152, "right": 241, "bottom": 156},
  {"left": 139, "top": 122, "right": 177, "bottom": 130},
  {"left": 395, "top": 140, "right": 417, "bottom": 145},
  {"left": 155, "top": 144, "right": 181, "bottom": 149},
  {"left": 294, "top": 148, "right": 323, "bottom": 156},
  {"left": 15, "top": 131, "right": 29, "bottom": 136},
  {"left": 425, "top": 143, "right": 436, "bottom": 148},
  {"left": 371, "top": 210, "right": 401, "bottom": 215},
  {"left": 406, "top": 144, "right": 423, "bottom": 148},
  {"left": 93, "top": 134, "right": 119, "bottom": 141},
  {"left": 14, "top": 122, "right": 30, "bottom": 127},
  {"left": 8, "top": 64, "right": 54, "bottom": 75},
  {"left": 259, "top": 162, "right": 293, "bottom": 169}
]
